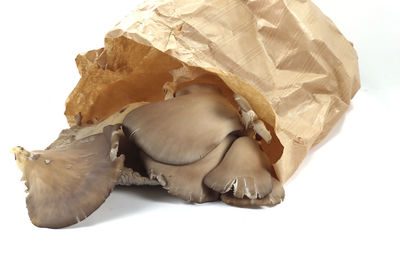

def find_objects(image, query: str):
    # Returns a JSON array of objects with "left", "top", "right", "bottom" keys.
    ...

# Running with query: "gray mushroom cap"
[
  {"left": 141, "top": 135, "right": 236, "bottom": 203},
  {"left": 12, "top": 126, "right": 125, "bottom": 228},
  {"left": 123, "top": 85, "right": 243, "bottom": 165},
  {"left": 204, "top": 136, "right": 273, "bottom": 199}
]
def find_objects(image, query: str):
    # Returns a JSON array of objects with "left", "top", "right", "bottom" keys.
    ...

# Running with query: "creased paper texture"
[{"left": 65, "top": 0, "right": 360, "bottom": 182}]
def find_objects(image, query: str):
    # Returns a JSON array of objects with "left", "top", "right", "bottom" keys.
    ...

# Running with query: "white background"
[{"left": 1, "top": 1, "right": 399, "bottom": 266}]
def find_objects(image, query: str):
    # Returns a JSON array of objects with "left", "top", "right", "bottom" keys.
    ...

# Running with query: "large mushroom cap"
[
  {"left": 13, "top": 126, "right": 125, "bottom": 228},
  {"left": 123, "top": 85, "right": 243, "bottom": 165},
  {"left": 204, "top": 136, "right": 273, "bottom": 200},
  {"left": 141, "top": 135, "right": 235, "bottom": 203}
]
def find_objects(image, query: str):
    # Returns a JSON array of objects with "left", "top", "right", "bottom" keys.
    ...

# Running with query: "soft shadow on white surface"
[
  {"left": 69, "top": 184, "right": 264, "bottom": 228},
  {"left": 68, "top": 185, "right": 183, "bottom": 228}
]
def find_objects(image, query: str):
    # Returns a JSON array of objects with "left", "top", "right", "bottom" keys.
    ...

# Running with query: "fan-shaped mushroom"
[
  {"left": 122, "top": 85, "right": 243, "bottom": 165},
  {"left": 12, "top": 125, "right": 125, "bottom": 228},
  {"left": 204, "top": 136, "right": 274, "bottom": 200}
]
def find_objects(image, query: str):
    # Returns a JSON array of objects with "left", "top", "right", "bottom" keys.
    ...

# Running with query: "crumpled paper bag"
[{"left": 65, "top": 0, "right": 360, "bottom": 183}]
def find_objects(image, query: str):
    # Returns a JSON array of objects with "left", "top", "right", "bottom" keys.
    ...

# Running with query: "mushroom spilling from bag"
[
  {"left": 12, "top": 126, "right": 125, "bottom": 229},
  {"left": 13, "top": 83, "right": 284, "bottom": 228},
  {"left": 12, "top": 0, "right": 360, "bottom": 228}
]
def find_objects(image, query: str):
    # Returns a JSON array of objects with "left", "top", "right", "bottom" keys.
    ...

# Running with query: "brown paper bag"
[{"left": 65, "top": 0, "right": 360, "bottom": 183}]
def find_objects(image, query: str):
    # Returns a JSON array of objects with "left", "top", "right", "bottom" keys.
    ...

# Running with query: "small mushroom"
[
  {"left": 204, "top": 136, "right": 274, "bottom": 200},
  {"left": 12, "top": 126, "right": 125, "bottom": 228},
  {"left": 123, "top": 84, "right": 243, "bottom": 165},
  {"left": 233, "top": 94, "right": 272, "bottom": 144},
  {"left": 141, "top": 135, "right": 235, "bottom": 203}
]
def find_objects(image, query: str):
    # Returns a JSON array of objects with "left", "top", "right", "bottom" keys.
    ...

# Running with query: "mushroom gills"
[
  {"left": 141, "top": 135, "right": 236, "bottom": 203},
  {"left": 220, "top": 179, "right": 285, "bottom": 207},
  {"left": 204, "top": 136, "right": 277, "bottom": 201},
  {"left": 123, "top": 85, "right": 243, "bottom": 166},
  {"left": 12, "top": 125, "right": 125, "bottom": 228}
]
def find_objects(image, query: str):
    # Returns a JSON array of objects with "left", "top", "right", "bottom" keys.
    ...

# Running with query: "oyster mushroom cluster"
[{"left": 13, "top": 83, "right": 284, "bottom": 228}]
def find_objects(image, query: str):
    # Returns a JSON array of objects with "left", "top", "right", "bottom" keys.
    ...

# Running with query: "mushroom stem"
[
  {"left": 163, "top": 81, "right": 176, "bottom": 100},
  {"left": 233, "top": 94, "right": 272, "bottom": 144}
]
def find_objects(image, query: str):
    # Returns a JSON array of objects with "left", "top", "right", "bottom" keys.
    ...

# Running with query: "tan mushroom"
[
  {"left": 12, "top": 125, "right": 125, "bottom": 228},
  {"left": 123, "top": 84, "right": 243, "bottom": 165},
  {"left": 220, "top": 179, "right": 285, "bottom": 207},
  {"left": 141, "top": 135, "right": 236, "bottom": 203},
  {"left": 203, "top": 136, "right": 275, "bottom": 200}
]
